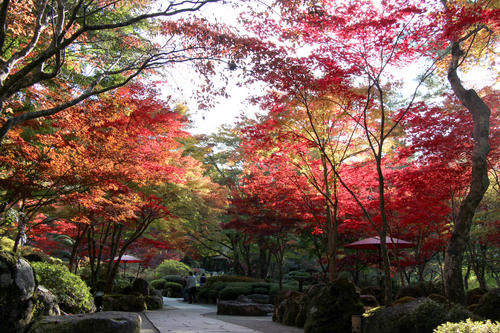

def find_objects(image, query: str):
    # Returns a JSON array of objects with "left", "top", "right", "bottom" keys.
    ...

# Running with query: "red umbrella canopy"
[
  {"left": 345, "top": 236, "right": 415, "bottom": 250},
  {"left": 105, "top": 255, "right": 145, "bottom": 263}
]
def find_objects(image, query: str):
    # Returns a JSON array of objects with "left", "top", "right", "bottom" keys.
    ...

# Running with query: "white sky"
[{"left": 163, "top": 1, "right": 263, "bottom": 136}]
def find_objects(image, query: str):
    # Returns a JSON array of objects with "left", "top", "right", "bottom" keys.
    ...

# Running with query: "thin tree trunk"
[
  {"left": 468, "top": 243, "right": 486, "bottom": 289},
  {"left": 443, "top": 40, "right": 491, "bottom": 305}
]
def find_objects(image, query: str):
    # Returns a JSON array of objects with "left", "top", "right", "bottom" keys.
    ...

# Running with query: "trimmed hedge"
[
  {"left": 150, "top": 279, "right": 167, "bottom": 290},
  {"left": 164, "top": 282, "right": 182, "bottom": 293},
  {"left": 205, "top": 275, "right": 261, "bottom": 286},
  {"left": 253, "top": 287, "right": 269, "bottom": 294},
  {"left": 218, "top": 283, "right": 254, "bottom": 301},
  {"left": 197, "top": 286, "right": 211, "bottom": 301},
  {"left": 198, "top": 280, "right": 279, "bottom": 302},
  {"left": 162, "top": 275, "right": 183, "bottom": 285}
]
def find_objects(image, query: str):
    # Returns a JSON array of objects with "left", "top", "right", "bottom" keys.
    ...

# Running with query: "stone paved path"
[{"left": 140, "top": 297, "right": 305, "bottom": 333}]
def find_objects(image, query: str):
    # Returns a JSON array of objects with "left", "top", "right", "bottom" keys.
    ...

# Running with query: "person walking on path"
[
  {"left": 181, "top": 275, "right": 188, "bottom": 301},
  {"left": 200, "top": 273, "right": 206, "bottom": 286},
  {"left": 186, "top": 271, "right": 197, "bottom": 304}
]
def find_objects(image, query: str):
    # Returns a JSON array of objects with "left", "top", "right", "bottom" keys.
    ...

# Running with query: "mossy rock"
[
  {"left": 360, "top": 294, "right": 379, "bottom": 307},
  {"left": 301, "top": 277, "right": 365, "bottom": 333},
  {"left": 145, "top": 295, "right": 163, "bottom": 310},
  {"left": 428, "top": 293, "right": 448, "bottom": 304},
  {"left": 0, "top": 251, "right": 37, "bottom": 333},
  {"left": 131, "top": 278, "right": 149, "bottom": 296},
  {"left": 393, "top": 296, "right": 415, "bottom": 306},
  {"left": 473, "top": 288, "right": 500, "bottom": 321},
  {"left": 466, "top": 287, "right": 488, "bottom": 306},
  {"left": 467, "top": 304, "right": 478, "bottom": 312}
]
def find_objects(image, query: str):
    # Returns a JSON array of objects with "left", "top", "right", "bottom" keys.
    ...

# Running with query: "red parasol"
[
  {"left": 105, "top": 255, "right": 145, "bottom": 280},
  {"left": 345, "top": 236, "right": 415, "bottom": 250},
  {"left": 106, "top": 255, "right": 145, "bottom": 264},
  {"left": 345, "top": 236, "right": 415, "bottom": 285}
]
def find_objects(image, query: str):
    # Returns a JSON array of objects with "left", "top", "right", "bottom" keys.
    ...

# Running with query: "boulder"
[
  {"left": 296, "top": 284, "right": 323, "bottom": 328},
  {"left": 360, "top": 286, "right": 385, "bottom": 306},
  {"left": 217, "top": 295, "right": 274, "bottom": 316},
  {"left": 131, "top": 278, "right": 149, "bottom": 296},
  {"left": 473, "top": 288, "right": 500, "bottom": 321},
  {"left": 273, "top": 289, "right": 303, "bottom": 322},
  {"left": 467, "top": 287, "right": 488, "bottom": 306},
  {"left": 364, "top": 297, "right": 454, "bottom": 333},
  {"left": 246, "top": 293, "right": 270, "bottom": 304},
  {"left": 300, "top": 277, "right": 365, "bottom": 333},
  {"left": 364, "top": 297, "right": 427, "bottom": 333},
  {"left": 279, "top": 294, "right": 303, "bottom": 326},
  {"left": 33, "top": 286, "right": 61, "bottom": 318},
  {"left": 102, "top": 294, "right": 146, "bottom": 312},
  {"left": 359, "top": 294, "right": 379, "bottom": 308},
  {"left": 144, "top": 292, "right": 164, "bottom": 310},
  {"left": 28, "top": 311, "right": 141, "bottom": 333},
  {"left": 0, "top": 251, "right": 37, "bottom": 333}
]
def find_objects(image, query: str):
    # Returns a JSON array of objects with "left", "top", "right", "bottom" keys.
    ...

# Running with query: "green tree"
[{"left": 155, "top": 259, "right": 191, "bottom": 277}]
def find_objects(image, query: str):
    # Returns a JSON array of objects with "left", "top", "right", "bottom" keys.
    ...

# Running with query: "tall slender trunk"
[
  {"left": 321, "top": 153, "right": 337, "bottom": 280},
  {"left": 443, "top": 40, "right": 491, "bottom": 305}
]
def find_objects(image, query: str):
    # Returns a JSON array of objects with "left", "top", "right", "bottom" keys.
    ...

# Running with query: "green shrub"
[
  {"left": 397, "top": 281, "right": 444, "bottom": 299},
  {"left": 162, "top": 275, "right": 183, "bottom": 284},
  {"left": 252, "top": 287, "right": 269, "bottom": 294},
  {"left": 164, "top": 282, "right": 182, "bottom": 293},
  {"left": 205, "top": 275, "right": 260, "bottom": 286},
  {"left": 198, "top": 286, "right": 211, "bottom": 301},
  {"left": 209, "top": 289, "right": 220, "bottom": 302},
  {"left": 219, "top": 286, "right": 251, "bottom": 301},
  {"left": 113, "top": 280, "right": 131, "bottom": 294},
  {"left": 155, "top": 260, "right": 190, "bottom": 278},
  {"left": 434, "top": 318, "right": 500, "bottom": 333},
  {"left": 447, "top": 303, "right": 482, "bottom": 323},
  {"left": 251, "top": 282, "right": 271, "bottom": 290},
  {"left": 410, "top": 299, "right": 449, "bottom": 333},
  {"left": 32, "top": 261, "right": 94, "bottom": 314},
  {"left": 150, "top": 279, "right": 167, "bottom": 290}
]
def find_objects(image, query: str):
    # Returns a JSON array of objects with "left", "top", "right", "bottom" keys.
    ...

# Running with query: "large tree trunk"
[{"left": 444, "top": 41, "right": 491, "bottom": 305}]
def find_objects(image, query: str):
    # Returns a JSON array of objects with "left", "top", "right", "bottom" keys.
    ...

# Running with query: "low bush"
[
  {"left": 205, "top": 275, "right": 260, "bottom": 286},
  {"left": 197, "top": 286, "right": 211, "bottom": 302},
  {"left": 396, "top": 281, "right": 444, "bottom": 299},
  {"left": 210, "top": 289, "right": 225, "bottom": 302},
  {"left": 434, "top": 318, "right": 500, "bottom": 333},
  {"left": 32, "top": 261, "right": 94, "bottom": 314},
  {"left": 218, "top": 286, "right": 252, "bottom": 301},
  {"left": 410, "top": 299, "right": 450, "bottom": 333},
  {"left": 164, "top": 282, "right": 182, "bottom": 293},
  {"left": 150, "top": 279, "right": 167, "bottom": 290},
  {"left": 155, "top": 260, "right": 190, "bottom": 278},
  {"left": 113, "top": 280, "right": 131, "bottom": 294},
  {"left": 162, "top": 275, "right": 183, "bottom": 285},
  {"left": 252, "top": 287, "right": 269, "bottom": 294}
]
